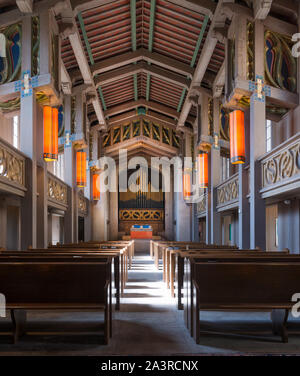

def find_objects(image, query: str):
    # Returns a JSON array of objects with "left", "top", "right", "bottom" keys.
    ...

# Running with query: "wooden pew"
[
  {"left": 152, "top": 241, "right": 238, "bottom": 271},
  {"left": 53, "top": 240, "right": 134, "bottom": 270},
  {"left": 190, "top": 260, "right": 300, "bottom": 343},
  {"left": 86, "top": 240, "right": 135, "bottom": 269},
  {"left": 48, "top": 245, "right": 128, "bottom": 294},
  {"left": 184, "top": 252, "right": 299, "bottom": 342},
  {"left": 1, "top": 250, "right": 121, "bottom": 312},
  {"left": 21, "top": 247, "right": 125, "bottom": 309},
  {"left": 0, "top": 258, "right": 112, "bottom": 344},
  {"left": 50, "top": 242, "right": 130, "bottom": 283},
  {"left": 162, "top": 243, "right": 238, "bottom": 287},
  {"left": 183, "top": 250, "right": 291, "bottom": 330}
]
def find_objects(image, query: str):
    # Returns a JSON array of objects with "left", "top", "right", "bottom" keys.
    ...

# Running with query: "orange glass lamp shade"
[
  {"left": 93, "top": 174, "right": 100, "bottom": 201},
  {"left": 43, "top": 106, "right": 58, "bottom": 162},
  {"left": 183, "top": 170, "right": 192, "bottom": 199},
  {"left": 76, "top": 151, "right": 87, "bottom": 187},
  {"left": 229, "top": 110, "right": 245, "bottom": 164},
  {"left": 197, "top": 153, "right": 208, "bottom": 189}
]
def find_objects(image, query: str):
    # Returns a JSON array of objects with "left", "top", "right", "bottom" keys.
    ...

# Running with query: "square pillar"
[
  {"left": 20, "top": 16, "right": 37, "bottom": 249},
  {"left": 64, "top": 95, "right": 77, "bottom": 243},
  {"left": 238, "top": 109, "right": 250, "bottom": 249},
  {"left": 210, "top": 98, "right": 221, "bottom": 244},
  {"left": 249, "top": 20, "right": 266, "bottom": 250},
  {"left": 0, "top": 198, "right": 7, "bottom": 249}
]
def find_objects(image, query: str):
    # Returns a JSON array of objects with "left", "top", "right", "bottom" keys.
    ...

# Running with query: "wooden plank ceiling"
[{"left": 60, "top": 0, "right": 225, "bottom": 127}]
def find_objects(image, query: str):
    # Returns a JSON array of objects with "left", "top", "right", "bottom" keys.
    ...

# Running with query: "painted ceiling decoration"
[
  {"left": 0, "top": 23, "right": 21, "bottom": 85},
  {"left": 265, "top": 30, "right": 297, "bottom": 93}
]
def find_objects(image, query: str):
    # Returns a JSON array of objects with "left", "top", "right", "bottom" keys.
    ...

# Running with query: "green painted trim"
[
  {"left": 78, "top": 12, "right": 94, "bottom": 65},
  {"left": 130, "top": 0, "right": 137, "bottom": 52},
  {"left": 190, "top": 15, "right": 209, "bottom": 68},
  {"left": 148, "top": 0, "right": 156, "bottom": 52},
  {"left": 134, "top": 73, "right": 138, "bottom": 101},
  {"left": 98, "top": 86, "right": 107, "bottom": 111},
  {"left": 177, "top": 88, "right": 186, "bottom": 112},
  {"left": 146, "top": 73, "right": 151, "bottom": 101}
]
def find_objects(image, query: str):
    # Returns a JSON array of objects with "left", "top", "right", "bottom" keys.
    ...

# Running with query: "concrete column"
[
  {"left": 278, "top": 199, "right": 300, "bottom": 254},
  {"left": 210, "top": 98, "right": 221, "bottom": 244},
  {"left": 39, "top": 9, "right": 51, "bottom": 75},
  {"left": 109, "top": 168, "right": 118, "bottom": 240},
  {"left": 64, "top": 95, "right": 77, "bottom": 243},
  {"left": 165, "top": 169, "right": 174, "bottom": 240},
  {"left": 0, "top": 198, "right": 7, "bottom": 249},
  {"left": 238, "top": 109, "right": 250, "bottom": 249},
  {"left": 191, "top": 203, "right": 199, "bottom": 242},
  {"left": 36, "top": 104, "right": 48, "bottom": 248},
  {"left": 20, "top": 16, "right": 37, "bottom": 250},
  {"left": 205, "top": 157, "right": 211, "bottom": 244},
  {"left": 174, "top": 159, "right": 191, "bottom": 241},
  {"left": 47, "top": 212, "right": 52, "bottom": 245},
  {"left": 234, "top": 13, "right": 247, "bottom": 81},
  {"left": 93, "top": 190, "right": 109, "bottom": 241},
  {"left": 249, "top": 20, "right": 266, "bottom": 250},
  {"left": 174, "top": 192, "right": 191, "bottom": 241}
]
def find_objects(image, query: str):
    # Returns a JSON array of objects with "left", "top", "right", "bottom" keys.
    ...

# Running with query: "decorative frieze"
[
  {"left": 103, "top": 118, "right": 180, "bottom": 149},
  {"left": 0, "top": 138, "right": 25, "bottom": 194},
  {"left": 217, "top": 173, "right": 239, "bottom": 207},
  {"left": 261, "top": 133, "right": 300, "bottom": 192},
  {"left": 48, "top": 173, "right": 67, "bottom": 207},
  {"left": 119, "top": 209, "right": 164, "bottom": 222}
]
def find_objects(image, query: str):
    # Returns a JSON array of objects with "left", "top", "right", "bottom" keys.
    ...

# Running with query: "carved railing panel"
[
  {"left": 0, "top": 138, "right": 25, "bottom": 195},
  {"left": 197, "top": 194, "right": 206, "bottom": 215},
  {"left": 48, "top": 173, "right": 67, "bottom": 208},
  {"left": 261, "top": 133, "right": 300, "bottom": 194},
  {"left": 78, "top": 194, "right": 88, "bottom": 215},
  {"left": 217, "top": 173, "right": 239, "bottom": 207}
]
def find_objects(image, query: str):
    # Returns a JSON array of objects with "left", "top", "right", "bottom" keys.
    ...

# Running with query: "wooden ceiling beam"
[
  {"left": 95, "top": 61, "right": 190, "bottom": 88},
  {"left": 91, "top": 48, "right": 194, "bottom": 78},
  {"left": 165, "top": 0, "right": 216, "bottom": 19},
  {"left": 104, "top": 99, "right": 179, "bottom": 119}
]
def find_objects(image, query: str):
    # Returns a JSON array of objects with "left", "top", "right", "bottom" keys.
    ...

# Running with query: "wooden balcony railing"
[
  {"left": 47, "top": 173, "right": 68, "bottom": 210},
  {"left": 216, "top": 172, "right": 239, "bottom": 209},
  {"left": 0, "top": 138, "right": 26, "bottom": 196},
  {"left": 260, "top": 132, "right": 300, "bottom": 198}
]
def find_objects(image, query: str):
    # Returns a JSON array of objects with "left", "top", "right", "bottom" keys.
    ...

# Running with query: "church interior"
[{"left": 0, "top": 0, "right": 300, "bottom": 356}]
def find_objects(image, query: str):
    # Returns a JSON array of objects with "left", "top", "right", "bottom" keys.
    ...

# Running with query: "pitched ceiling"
[{"left": 59, "top": 0, "right": 225, "bottom": 127}]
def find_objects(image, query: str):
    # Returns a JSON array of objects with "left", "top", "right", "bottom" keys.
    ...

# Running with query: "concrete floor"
[{"left": 0, "top": 240, "right": 300, "bottom": 355}]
